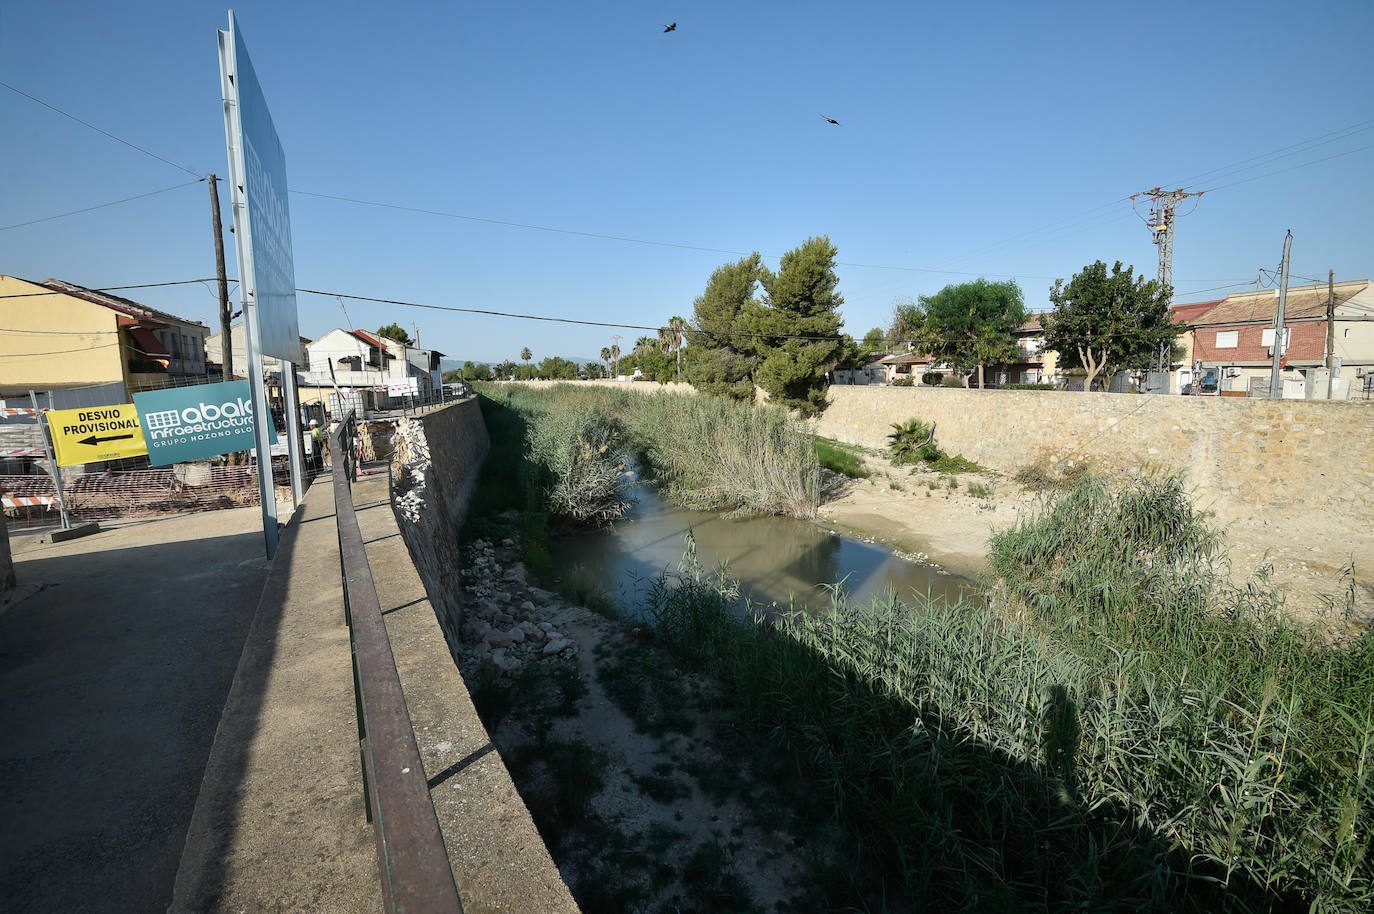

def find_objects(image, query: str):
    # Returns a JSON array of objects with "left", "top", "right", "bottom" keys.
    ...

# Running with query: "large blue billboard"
[
  {"left": 133, "top": 381, "right": 276, "bottom": 466},
  {"left": 221, "top": 11, "right": 302, "bottom": 365}
]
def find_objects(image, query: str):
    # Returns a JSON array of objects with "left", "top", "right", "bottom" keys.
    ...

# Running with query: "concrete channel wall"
[{"left": 813, "top": 385, "right": 1374, "bottom": 523}]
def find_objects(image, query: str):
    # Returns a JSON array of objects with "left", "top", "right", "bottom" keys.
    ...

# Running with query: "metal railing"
[{"left": 330, "top": 412, "right": 463, "bottom": 912}]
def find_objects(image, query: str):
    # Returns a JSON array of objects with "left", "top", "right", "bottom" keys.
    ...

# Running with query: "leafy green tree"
[
  {"left": 494, "top": 359, "right": 517, "bottom": 380},
  {"left": 754, "top": 236, "right": 845, "bottom": 414},
  {"left": 583, "top": 361, "right": 607, "bottom": 380},
  {"left": 536, "top": 355, "right": 579, "bottom": 379},
  {"left": 1042, "top": 261, "right": 1176, "bottom": 393},
  {"left": 441, "top": 368, "right": 463, "bottom": 384},
  {"left": 629, "top": 346, "right": 674, "bottom": 382},
  {"left": 859, "top": 327, "right": 887, "bottom": 363},
  {"left": 918, "top": 278, "right": 1027, "bottom": 389},
  {"left": 687, "top": 254, "right": 765, "bottom": 400},
  {"left": 376, "top": 323, "right": 413, "bottom": 345},
  {"left": 887, "top": 297, "right": 926, "bottom": 351}
]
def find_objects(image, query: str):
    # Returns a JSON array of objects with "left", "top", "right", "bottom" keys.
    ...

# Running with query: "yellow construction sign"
[{"left": 46, "top": 404, "right": 149, "bottom": 466}]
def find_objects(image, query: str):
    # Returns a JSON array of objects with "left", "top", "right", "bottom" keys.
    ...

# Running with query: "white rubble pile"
[
  {"left": 459, "top": 536, "right": 578, "bottom": 675},
  {"left": 390, "top": 419, "right": 430, "bottom": 525}
]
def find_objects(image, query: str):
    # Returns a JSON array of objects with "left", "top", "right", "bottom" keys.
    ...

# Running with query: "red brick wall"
[{"left": 1192, "top": 319, "right": 1325, "bottom": 364}]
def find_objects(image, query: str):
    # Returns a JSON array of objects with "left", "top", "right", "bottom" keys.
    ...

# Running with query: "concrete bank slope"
[{"left": 0, "top": 507, "right": 270, "bottom": 914}]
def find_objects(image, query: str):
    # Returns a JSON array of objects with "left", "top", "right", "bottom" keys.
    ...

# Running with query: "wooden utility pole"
[
  {"left": 1327, "top": 268, "right": 1337, "bottom": 398},
  {"left": 208, "top": 175, "right": 233, "bottom": 381},
  {"left": 1268, "top": 231, "right": 1292, "bottom": 399}
]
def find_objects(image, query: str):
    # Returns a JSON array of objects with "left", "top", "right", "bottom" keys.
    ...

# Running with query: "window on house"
[
  {"left": 1260, "top": 328, "right": 1290, "bottom": 347},
  {"left": 1215, "top": 331, "right": 1239, "bottom": 349}
]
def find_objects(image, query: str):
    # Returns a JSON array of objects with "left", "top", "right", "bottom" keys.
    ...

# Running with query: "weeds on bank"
[
  {"left": 621, "top": 487, "right": 1374, "bottom": 911},
  {"left": 813, "top": 436, "right": 870, "bottom": 479},
  {"left": 475, "top": 385, "right": 820, "bottom": 526}
]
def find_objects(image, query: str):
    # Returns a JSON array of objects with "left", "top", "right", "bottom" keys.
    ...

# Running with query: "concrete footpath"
[{"left": 0, "top": 507, "right": 273, "bottom": 914}]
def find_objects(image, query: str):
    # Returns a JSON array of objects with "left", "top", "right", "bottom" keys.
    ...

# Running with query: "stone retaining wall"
[
  {"left": 390, "top": 398, "right": 491, "bottom": 651},
  {"left": 813, "top": 386, "right": 1374, "bottom": 522}
]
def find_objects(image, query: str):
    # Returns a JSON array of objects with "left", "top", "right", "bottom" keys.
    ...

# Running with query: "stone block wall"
[
  {"left": 389, "top": 398, "right": 491, "bottom": 653},
  {"left": 813, "top": 386, "right": 1374, "bottom": 523}
]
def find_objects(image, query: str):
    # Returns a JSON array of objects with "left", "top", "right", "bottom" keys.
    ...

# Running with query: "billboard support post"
[
  {"left": 282, "top": 363, "right": 304, "bottom": 505},
  {"left": 219, "top": 11, "right": 305, "bottom": 557},
  {"left": 29, "top": 391, "right": 70, "bottom": 530}
]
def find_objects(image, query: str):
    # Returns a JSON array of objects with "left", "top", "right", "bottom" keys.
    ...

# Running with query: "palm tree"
[
  {"left": 600, "top": 347, "right": 612, "bottom": 377},
  {"left": 663, "top": 316, "right": 687, "bottom": 380},
  {"left": 610, "top": 343, "right": 621, "bottom": 376}
]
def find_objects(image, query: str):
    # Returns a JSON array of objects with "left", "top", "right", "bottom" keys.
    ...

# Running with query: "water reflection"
[{"left": 549, "top": 484, "right": 978, "bottom": 616}]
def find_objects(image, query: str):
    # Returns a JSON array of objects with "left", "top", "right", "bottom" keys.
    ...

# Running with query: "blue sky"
[{"left": 4, "top": 1, "right": 1372, "bottom": 365}]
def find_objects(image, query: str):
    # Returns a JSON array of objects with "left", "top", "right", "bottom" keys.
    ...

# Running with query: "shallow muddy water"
[{"left": 549, "top": 484, "right": 979, "bottom": 615}]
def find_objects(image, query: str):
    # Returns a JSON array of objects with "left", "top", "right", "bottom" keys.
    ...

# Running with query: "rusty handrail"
[{"left": 330, "top": 411, "right": 463, "bottom": 912}]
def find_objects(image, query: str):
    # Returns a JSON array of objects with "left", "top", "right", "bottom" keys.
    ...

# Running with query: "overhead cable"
[
  {"left": 0, "top": 80, "right": 204, "bottom": 178},
  {"left": 0, "top": 181, "right": 203, "bottom": 232}
]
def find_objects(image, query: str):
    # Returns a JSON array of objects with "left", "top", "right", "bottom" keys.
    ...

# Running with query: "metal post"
[
  {"left": 283, "top": 362, "right": 304, "bottom": 507},
  {"left": 29, "top": 391, "right": 70, "bottom": 530},
  {"left": 1268, "top": 230, "right": 1293, "bottom": 400},
  {"left": 1327, "top": 269, "right": 1337, "bottom": 399}
]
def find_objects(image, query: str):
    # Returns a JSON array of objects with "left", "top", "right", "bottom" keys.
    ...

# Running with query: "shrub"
[
  {"left": 887, "top": 419, "right": 939, "bottom": 464},
  {"left": 1012, "top": 455, "right": 1091, "bottom": 491},
  {"left": 530, "top": 405, "right": 636, "bottom": 525},
  {"left": 891, "top": 376, "right": 915, "bottom": 387},
  {"left": 921, "top": 371, "right": 943, "bottom": 386},
  {"left": 888, "top": 419, "right": 983, "bottom": 473},
  {"left": 1006, "top": 382, "right": 1056, "bottom": 390},
  {"left": 940, "top": 375, "right": 966, "bottom": 388}
]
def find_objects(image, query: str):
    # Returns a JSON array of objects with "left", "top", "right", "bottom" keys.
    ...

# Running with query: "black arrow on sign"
[{"left": 77, "top": 434, "right": 133, "bottom": 446}]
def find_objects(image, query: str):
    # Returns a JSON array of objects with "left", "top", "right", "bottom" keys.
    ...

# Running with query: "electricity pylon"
[{"left": 1130, "top": 187, "right": 1204, "bottom": 305}]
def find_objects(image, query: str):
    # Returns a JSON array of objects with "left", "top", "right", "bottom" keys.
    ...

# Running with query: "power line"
[
  {"left": 290, "top": 189, "right": 1244, "bottom": 284},
  {"left": 1207, "top": 141, "right": 1374, "bottom": 192},
  {"left": 295, "top": 286, "right": 1208, "bottom": 347},
  {"left": 0, "top": 80, "right": 204, "bottom": 179},
  {"left": 1173, "top": 116, "right": 1374, "bottom": 190},
  {"left": 0, "top": 180, "right": 204, "bottom": 232},
  {"left": 295, "top": 189, "right": 1059, "bottom": 278},
  {"left": 0, "top": 279, "right": 227, "bottom": 300}
]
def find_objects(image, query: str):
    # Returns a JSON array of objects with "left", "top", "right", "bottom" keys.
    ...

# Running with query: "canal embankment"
[{"left": 452, "top": 381, "right": 1374, "bottom": 913}]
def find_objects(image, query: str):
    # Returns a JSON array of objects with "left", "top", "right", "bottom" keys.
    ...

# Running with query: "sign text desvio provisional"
[
  {"left": 132, "top": 380, "right": 276, "bottom": 466},
  {"left": 46, "top": 403, "right": 149, "bottom": 466}
]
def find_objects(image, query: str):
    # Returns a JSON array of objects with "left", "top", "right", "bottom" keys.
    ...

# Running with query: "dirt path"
[{"left": 817, "top": 449, "right": 1374, "bottom": 626}]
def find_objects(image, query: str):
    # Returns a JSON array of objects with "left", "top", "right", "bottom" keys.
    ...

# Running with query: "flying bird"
[
  {"left": 663, "top": 22, "right": 676, "bottom": 33},
  {"left": 820, "top": 114, "right": 840, "bottom": 125}
]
